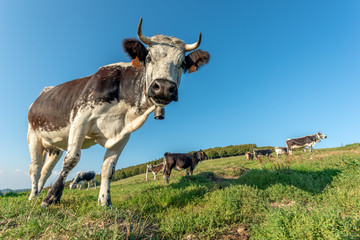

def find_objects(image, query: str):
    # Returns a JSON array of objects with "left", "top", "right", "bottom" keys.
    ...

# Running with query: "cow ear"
[
  {"left": 184, "top": 50, "right": 210, "bottom": 73},
  {"left": 123, "top": 39, "right": 148, "bottom": 68}
]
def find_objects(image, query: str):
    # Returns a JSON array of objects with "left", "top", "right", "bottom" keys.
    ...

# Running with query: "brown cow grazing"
[
  {"left": 286, "top": 132, "right": 327, "bottom": 155},
  {"left": 245, "top": 152, "right": 254, "bottom": 161},
  {"left": 27, "top": 18, "right": 210, "bottom": 208},
  {"left": 146, "top": 163, "right": 164, "bottom": 181},
  {"left": 163, "top": 150, "right": 208, "bottom": 184}
]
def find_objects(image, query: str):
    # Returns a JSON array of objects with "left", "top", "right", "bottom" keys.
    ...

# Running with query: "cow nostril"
[
  {"left": 153, "top": 83, "right": 160, "bottom": 91},
  {"left": 169, "top": 86, "right": 176, "bottom": 94}
]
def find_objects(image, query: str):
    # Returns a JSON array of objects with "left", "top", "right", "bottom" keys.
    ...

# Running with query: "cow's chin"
[{"left": 150, "top": 97, "right": 172, "bottom": 108}]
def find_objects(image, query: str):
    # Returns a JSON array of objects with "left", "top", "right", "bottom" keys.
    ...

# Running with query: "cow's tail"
[
  {"left": 163, "top": 153, "right": 170, "bottom": 172},
  {"left": 286, "top": 139, "right": 291, "bottom": 155},
  {"left": 163, "top": 153, "right": 170, "bottom": 182}
]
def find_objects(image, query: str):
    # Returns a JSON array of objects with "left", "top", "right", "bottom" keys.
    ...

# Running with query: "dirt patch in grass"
[
  {"left": 182, "top": 225, "right": 250, "bottom": 240},
  {"left": 219, "top": 225, "right": 250, "bottom": 240},
  {"left": 270, "top": 200, "right": 296, "bottom": 208}
]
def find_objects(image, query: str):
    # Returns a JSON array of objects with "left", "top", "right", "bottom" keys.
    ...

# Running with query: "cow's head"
[
  {"left": 146, "top": 164, "right": 153, "bottom": 171},
  {"left": 123, "top": 18, "right": 210, "bottom": 107},
  {"left": 196, "top": 150, "right": 208, "bottom": 161},
  {"left": 317, "top": 132, "right": 327, "bottom": 140}
]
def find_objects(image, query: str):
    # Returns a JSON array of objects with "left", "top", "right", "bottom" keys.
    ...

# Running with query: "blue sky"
[{"left": 0, "top": 0, "right": 359, "bottom": 189}]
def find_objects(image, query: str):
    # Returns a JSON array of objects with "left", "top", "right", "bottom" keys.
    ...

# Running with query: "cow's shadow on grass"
[
  {"left": 185, "top": 168, "right": 340, "bottom": 194},
  {"left": 117, "top": 167, "right": 341, "bottom": 212},
  {"left": 159, "top": 167, "right": 341, "bottom": 208}
]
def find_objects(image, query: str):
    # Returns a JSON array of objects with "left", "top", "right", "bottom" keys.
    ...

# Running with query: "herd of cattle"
[
  {"left": 245, "top": 132, "right": 327, "bottom": 160},
  {"left": 71, "top": 130, "right": 328, "bottom": 188},
  {"left": 145, "top": 131, "right": 327, "bottom": 182},
  {"left": 25, "top": 18, "right": 327, "bottom": 207}
]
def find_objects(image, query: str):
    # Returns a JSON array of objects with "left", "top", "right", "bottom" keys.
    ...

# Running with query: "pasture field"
[{"left": 1, "top": 144, "right": 360, "bottom": 239}]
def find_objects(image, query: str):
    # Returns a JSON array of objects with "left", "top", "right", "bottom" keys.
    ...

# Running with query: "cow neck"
[{"left": 315, "top": 134, "right": 320, "bottom": 142}]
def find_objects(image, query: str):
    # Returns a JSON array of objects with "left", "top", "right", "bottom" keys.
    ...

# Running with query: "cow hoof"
[{"left": 40, "top": 201, "right": 50, "bottom": 208}]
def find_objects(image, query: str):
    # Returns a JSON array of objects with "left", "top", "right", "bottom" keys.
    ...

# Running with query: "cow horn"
[
  {"left": 185, "top": 33, "right": 202, "bottom": 52},
  {"left": 137, "top": 18, "right": 151, "bottom": 45}
]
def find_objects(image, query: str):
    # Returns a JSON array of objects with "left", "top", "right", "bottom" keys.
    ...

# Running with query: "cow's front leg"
[
  {"left": 41, "top": 120, "right": 88, "bottom": 208},
  {"left": 189, "top": 167, "right": 194, "bottom": 176},
  {"left": 98, "top": 134, "right": 130, "bottom": 207},
  {"left": 309, "top": 146, "right": 313, "bottom": 153},
  {"left": 38, "top": 151, "right": 64, "bottom": 194},
  {"left": 153, "top": 172, "right": 156, "bottom": 180}
]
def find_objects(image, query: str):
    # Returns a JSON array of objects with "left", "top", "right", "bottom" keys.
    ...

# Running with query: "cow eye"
[
  {"left": 181, "top": 61, "right": 186, "bottom": 69},
  {"left": 146, "top": 56, "right": 152, "bottom": 63}
]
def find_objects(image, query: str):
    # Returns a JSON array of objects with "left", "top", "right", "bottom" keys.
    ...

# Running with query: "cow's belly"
[
  {"left": 37, "top": 127, "right": 70, "bottom": 150},
  {"left": 291, "top": 142, "right": 313, "bottom": 149},
  {"left": 37, "top": 126, "right": 97, "bottom": 151}
]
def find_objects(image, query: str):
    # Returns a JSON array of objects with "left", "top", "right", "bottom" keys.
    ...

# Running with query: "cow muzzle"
[{"left": 148, "top": 79, "right": 178, "bottom": 106}]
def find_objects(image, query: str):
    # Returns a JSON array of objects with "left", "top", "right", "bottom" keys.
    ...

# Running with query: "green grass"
[{"left": 1, "top": 145, "right": 360, "bottom": 239}]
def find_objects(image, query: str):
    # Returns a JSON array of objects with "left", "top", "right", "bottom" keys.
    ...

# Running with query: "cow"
[
  {"left": 163, "top": 150, "right": 208, "bottom": 184},
  {"left": 274, "top": 147, "right": 288, "bottom": 157},
  {"left": 27, "top": 18, "right": 210, "bottom": 208},
  {"left": 145, "top": 163, "right": 164, "bottom": 181},
  {"left": 286, "top": 132, "right": 327, "bottom": 155},
  {"left": 245, "top": 152, "right": 254, "bottom": 161},
  {"left": 253, "top": 149, "right": 273, "bottom": 159},
  {"left": 69, "top": 171, "right": 96, "bottom": 190}
]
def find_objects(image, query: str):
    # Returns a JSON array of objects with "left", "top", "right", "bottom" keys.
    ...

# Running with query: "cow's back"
[
  {"left": 165, "top": 153, "right": 192, "bottom": 169},
  {"left": 28, "top": 76, "right": 91, "bottom": 132}
]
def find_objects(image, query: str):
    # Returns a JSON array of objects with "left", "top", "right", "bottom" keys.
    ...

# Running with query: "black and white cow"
[
  {"left": 163, "top": 150, "right": 208, "bottom": 184},
  {"left": 253, "top": 149, "right": 273, "bottom": 159},
  {"left": 69, "top": 171, "right": 96, "bottom": 190},
  {"left": 145, "top": 163, "right": 164, "bottom": 181},
  {"left": 286, "top": 132, "right": 327, "bottom": 155},
  {"left": 27, "top": 18, "right": 210, "bottom": 207},
  {"left": 274, "top": 147, "right": 288, "bottom": 157}
]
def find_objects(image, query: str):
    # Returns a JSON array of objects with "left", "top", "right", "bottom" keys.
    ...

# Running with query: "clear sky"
[{"left": 0, "top": 0, "right": 359, "bottom": 189}]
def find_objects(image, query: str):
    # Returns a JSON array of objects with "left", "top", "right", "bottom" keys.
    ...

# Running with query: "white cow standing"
[{"left": 27, "top": 18, "right": 210, "bottom": 207}]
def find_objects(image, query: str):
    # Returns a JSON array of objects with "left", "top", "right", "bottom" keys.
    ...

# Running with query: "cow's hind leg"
[
  {"left": 164, "top": 167, "right": 172, "bottom": 184},
  {"left": 98, "top": 134, "right": 130, "bottom": 207},
  {"left": 38, "top": 151, "right": 64, "bottom": 194},
  {"left": 41, "top": 120, "right": 88, "bottom": 208},
  {"left": 28, "top": 130, "right": 44, "bottom": 200}
]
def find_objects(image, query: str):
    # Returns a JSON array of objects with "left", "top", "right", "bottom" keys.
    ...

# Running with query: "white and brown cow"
[
  {"left": 27, "top": 18, "right": 210, "bottom": 207},
  {"left": 274, "top": 147, "right": 288, "bottom": 157},
  {"left": 163, "top": 150, "right": 208, "bottom": 184},
  {"left": 145, "top": 163, "right": 164, "bottom": 181},
  {"left": 286, "top": 132, "right": 327, "bottom": 155},
  {"left": 69, "top": 171, "right": 96, "bottom": 190}
]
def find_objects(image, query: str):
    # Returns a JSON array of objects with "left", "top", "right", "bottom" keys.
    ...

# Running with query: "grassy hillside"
[{"left": 1, "top": 144, "right": 360, "bottom": 239}]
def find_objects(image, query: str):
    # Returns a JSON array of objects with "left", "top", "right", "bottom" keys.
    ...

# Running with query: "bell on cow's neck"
[{"left": 154, "top": 107, "right": 165, "bottom": 120}]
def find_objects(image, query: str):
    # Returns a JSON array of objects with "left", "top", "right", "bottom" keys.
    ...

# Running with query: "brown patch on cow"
[
  {"left": 132, "top": 56, "right": 141, "bottom": 69},
  {"left": 184, "top": 50, "right": 210, "bottom": 73},
  {"left": 188, "top": 65, "right": 197, "bottom": 73},
  {"left": 28, "top": 64, "right": 146, "bottom": 132}
]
